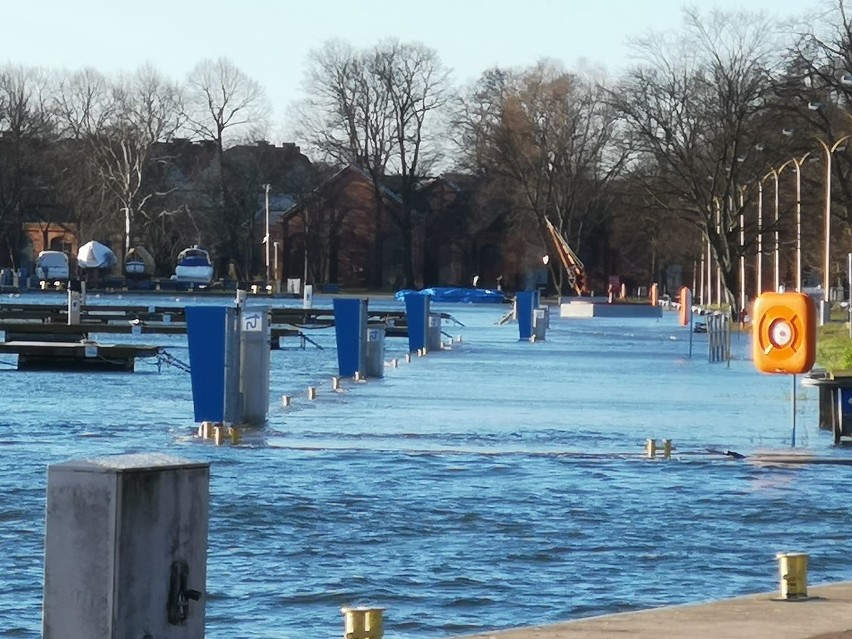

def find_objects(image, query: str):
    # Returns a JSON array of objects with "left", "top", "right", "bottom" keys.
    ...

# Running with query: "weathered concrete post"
[{"left": 42, "top": 453, "right": 209, "bottom": 639}]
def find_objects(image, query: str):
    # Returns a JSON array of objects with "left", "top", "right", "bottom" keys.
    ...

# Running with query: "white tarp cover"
[{"left": 77, "top": 241, "right": 117, "bottom": 269}]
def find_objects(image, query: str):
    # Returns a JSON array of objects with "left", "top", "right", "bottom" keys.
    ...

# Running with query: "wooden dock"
[
  {"left": 0, "top": 340, "right": 162, "bottom": 371},
  {"left": 0, "top": 301, "right": 445, "bottom": 346}
]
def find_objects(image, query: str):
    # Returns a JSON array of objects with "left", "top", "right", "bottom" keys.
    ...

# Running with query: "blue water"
[{"left": 0, "top": 292, "right": 846, "bottom": 639}]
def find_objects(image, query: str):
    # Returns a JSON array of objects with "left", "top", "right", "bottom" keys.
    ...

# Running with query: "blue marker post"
[
  {"left": 185, "top": 306, "right": 240, "bottom": 423},
  {"left": 333, "top": 298, "right": 368, "bottom": 377},
  {"left": 515, "top": 291, "right": 535, "bottom": 341},
  {"left": 404, "top": 293, "right": 431, "bottom": 353}
]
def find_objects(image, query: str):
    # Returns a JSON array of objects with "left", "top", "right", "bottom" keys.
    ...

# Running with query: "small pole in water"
[
  {"left": 791, "top": 373, "right": 797, "bottom": 448},
  {"left": 688, "top": 307, "right": 694, "bottom": 359}
]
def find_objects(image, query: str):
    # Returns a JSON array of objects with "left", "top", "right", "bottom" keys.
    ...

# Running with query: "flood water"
[{"left": 0, "top": 292, "right": 847, "bottom": 639}]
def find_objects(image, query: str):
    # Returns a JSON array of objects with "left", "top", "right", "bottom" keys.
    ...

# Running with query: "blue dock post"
[
  {"left": 185, "top": 306, "right": 240, "bottom": 423},
  {"left": 333, "top": 298, "right": 368, "bottom": 377},
  {"left": 515, "top": 291, "right": 535, "bottom": 341},
  {"left": 404, "top": 293, "right": 430, "bottom": 353}
]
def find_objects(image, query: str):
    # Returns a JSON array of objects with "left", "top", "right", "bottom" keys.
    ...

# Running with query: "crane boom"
[{"left": 544, "top": 217, "right": 587, "bottom": 295}]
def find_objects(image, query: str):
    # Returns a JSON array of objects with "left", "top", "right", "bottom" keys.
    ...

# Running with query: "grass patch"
[{"left": 817, "top": 322, "right": 852, "bottom": 373}]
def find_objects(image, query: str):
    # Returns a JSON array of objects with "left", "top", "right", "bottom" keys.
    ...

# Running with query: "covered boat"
[
  {"left": 76, "top": 241, "right": 117, "bottom": 271},
  {"left": 174, "top": 246, "right": 214, "bottom": 284},
  {"left": 124, "top": 246, "right": 155, "bottom": 278},
  {"left": 35, "top": 250, "right": 70, "bottom": 281}
]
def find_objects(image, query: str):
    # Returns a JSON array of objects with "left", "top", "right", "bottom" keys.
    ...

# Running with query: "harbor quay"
[
  {"left": 456, "top": 581, "right": 852, "bottom": 639},
  {"left": 3, "top": 293, "right": 852, "bottom": 638}
]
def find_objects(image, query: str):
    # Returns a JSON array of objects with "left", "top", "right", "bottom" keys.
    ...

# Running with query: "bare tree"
[
  {"left": 53, "top": 65, "right": 184, "bottom": 271},
  {"left": 457, "top": 60, "right": 625, "bottom": 294},
  {"left": 296, "top": 39, "right": 395, "bottom": 287},
  {"left": 184, "top": 57, "right": 270, "bottom": 273},
  {"left": 0, "top": 65, "right": 59, "bottom": 268},
  {"left": 782, "top": 0, "right": 852, "bottom": 286},
  {"left": 609, "top": 8, "right": 784, "bottom": 311}
]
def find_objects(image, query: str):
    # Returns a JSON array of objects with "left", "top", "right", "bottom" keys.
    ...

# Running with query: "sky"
[{"left": 1, "top": 0, "right": 824, "bottom": 139}]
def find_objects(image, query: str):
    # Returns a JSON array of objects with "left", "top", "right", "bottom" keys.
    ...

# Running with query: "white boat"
[
  {"left": 77, "top": 241, "right": 117, "bottom": 271},
  {"left": 35, "top": 251, "right": 70, "bottom": 281},
  {"left": 174, "top": 246, "right": 214, "bottom": 284}
]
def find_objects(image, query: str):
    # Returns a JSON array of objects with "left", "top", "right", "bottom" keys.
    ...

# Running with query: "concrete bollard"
[
  {"left": 354, "top": 371, "right": 363, "bottom": 382},
  {"left": 405, "top": 353, "right": 412, "bottom": 363},
  {"left": 43, "top": 454, "right": 209, "bottom": 638},
  {"left": 282, "top": 395, "right": 292, "bottom": 408},
  {"left": 332, "top": 376, "right": 341, "bottom": 391},
  {"left": 391, "top": 359, "right": 398, "bottom": 369},
  {"left": 308, "top": 386, "right": 317, "bottom": 400}
]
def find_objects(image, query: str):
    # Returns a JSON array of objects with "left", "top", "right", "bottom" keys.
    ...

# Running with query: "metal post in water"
[
  {"left": 726, "top": 315, "right": 731, "bottom": 369},
  {"left": 341, "top": 607, "right": 384, "bottom": 639},
  {"left": 791, "top": 374, "right": 797, "bottom": 448},
  {"left": 688, "top": 307, "right": 694, "bottom": 359}
]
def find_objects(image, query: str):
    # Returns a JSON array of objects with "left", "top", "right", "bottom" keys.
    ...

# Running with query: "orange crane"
[{"left": 544, "top": 217, "right": 587, "bottom": 295}]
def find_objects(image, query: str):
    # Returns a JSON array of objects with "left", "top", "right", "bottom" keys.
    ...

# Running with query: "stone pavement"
[{"left": 457, "top": 582, "right": 852, "bottom": 639}]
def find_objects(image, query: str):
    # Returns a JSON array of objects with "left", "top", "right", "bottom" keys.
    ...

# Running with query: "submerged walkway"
[{"left": 458, "top": 582, "right": 852, "bottom": 639}]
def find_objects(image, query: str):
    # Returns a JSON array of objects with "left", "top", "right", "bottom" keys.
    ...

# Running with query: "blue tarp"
[{"left": 394, "top": 287, "right": 506, "bottom": 304}]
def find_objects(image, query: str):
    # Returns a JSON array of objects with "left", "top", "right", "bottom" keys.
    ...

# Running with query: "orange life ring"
[{"left": 752, "top": 292, "right": 815, "bottom": 374}]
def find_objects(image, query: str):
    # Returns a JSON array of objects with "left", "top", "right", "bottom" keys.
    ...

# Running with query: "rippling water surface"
[{"left": 0, "top": 292, "right": 845, "bottom": 639}]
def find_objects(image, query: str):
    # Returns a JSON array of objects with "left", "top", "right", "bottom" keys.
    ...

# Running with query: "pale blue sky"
[{"left": 2, "top": 0, "right": 820, "bottom": 132}]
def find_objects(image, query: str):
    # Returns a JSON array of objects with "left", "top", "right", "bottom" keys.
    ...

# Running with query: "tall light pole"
[
  {"left": 738, "top": 185, "right": 746, "bottom": 314},
  {"left": 815, "top": 135, "right": 851, "bottom": 316},
  {"left": 263, "top": 184, "right": 271, "bottom": 283},
  {"left": 706, "top": 200, "right": 715, "bottom": 306},
  {"left": 778, "top": 152, "right": 811, "bottom": 293},
  {"left": 772, "top": 169, "right": 780, "bottom": 291},
  {"left": 715, "top": 197, "right": 722, "bottom": 306},
  {"left": 756, "top": 180, "right": 764, "bottom": 297}
]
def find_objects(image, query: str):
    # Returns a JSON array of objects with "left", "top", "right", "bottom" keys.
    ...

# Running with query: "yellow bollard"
[
  {"left": 645, "top": 438, "right": 657, "bottom": 459},
  {"left": 663, "top": 439, "right": 673, "bottom": 459},
  {"left": 776, "top": 552, "right": 809, "bottom": 599},
  {"left": 341, "top": 607, "right": 384, "bottom": 639},
  {"left": 228, "top": 426, "right": 240, "bottom": 445}
]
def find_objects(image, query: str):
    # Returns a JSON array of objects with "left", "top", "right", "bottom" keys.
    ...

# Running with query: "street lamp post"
[
  {"left": 264, "top": 184, "right": 271, "bottom": 283},
  {"left": 815, "top": 135, "right": 851, "bottom": 323},
  {"left": 715, "top": 197, "right": 722, "bottom": 306},
  {"left": 756, "top": 181, "right": 764, "bottom": 297},
  {"left": 738, "top": 186, "right": 746, "bottom": 314},
  {"left": 778, "top": 152, "right": 811, "bottom": 292},
  {"left": 772, "top": 169, "right": 780, "bottom": 291}
]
